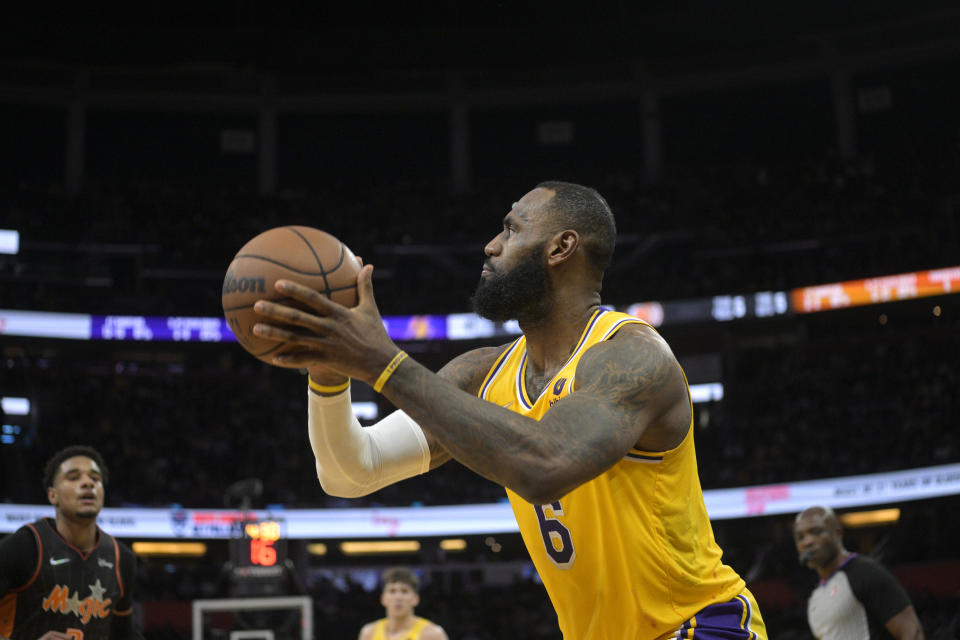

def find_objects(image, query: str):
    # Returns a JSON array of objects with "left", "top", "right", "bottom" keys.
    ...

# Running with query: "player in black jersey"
[{"left": 0, "top": 445, "right": 142, "bottom": 640}]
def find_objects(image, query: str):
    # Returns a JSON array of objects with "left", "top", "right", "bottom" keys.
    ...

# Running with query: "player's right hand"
[{"left": 253, "top": 264, "right": 400, "bottom": 388}]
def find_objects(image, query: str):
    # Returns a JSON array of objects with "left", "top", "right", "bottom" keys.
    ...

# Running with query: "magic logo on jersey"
[{"left": 41, "top": 579, "right": 112, "bottom": 624}]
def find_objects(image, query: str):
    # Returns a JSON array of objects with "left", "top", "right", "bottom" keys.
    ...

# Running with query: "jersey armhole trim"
[
  {"left": 110, "top": 535, "right": 125, "bottom": 598},
  {"left": 478, "top": 337, "right": 522, "bottom": 400},
  {"left": 13, "top": 523, "right": 43, "bottom": 592},
  {"left": 571, "top": 317, "right": 645, "bottom": 394}
]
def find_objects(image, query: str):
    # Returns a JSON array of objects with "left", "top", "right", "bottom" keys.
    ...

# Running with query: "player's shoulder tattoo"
[
  {"left": 438, "top": 343, "right": 512, "bottom": 395},
  {"left": 575, "top": 323, "right": 678, "bottom": 410}
]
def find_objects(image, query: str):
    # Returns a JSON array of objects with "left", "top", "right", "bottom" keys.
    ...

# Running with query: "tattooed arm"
[
  {"left": 380, "top": 323, "right": 691, "bottom": 503},
  {"left": 425, "top": 344, "right": 511, "bottom": 469},
  {"left": 253, "top": 268, "right": 689, "bottom": 502}
]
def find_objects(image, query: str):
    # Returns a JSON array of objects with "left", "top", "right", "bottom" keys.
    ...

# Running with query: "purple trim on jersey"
[
  {"left": 671, "top": 594, "right": 759, "bottom": 639},
  {"left": 624, "top": 452, "right": 664, "bottom": 463},
  {"left": 736, "top": 594, "right": 758, "bottom": 640},
  {"left": 819, "top": 552, "right": 858, "bottom": 586},
  {"left": 599, "top": 316, "right": 643, "bottom": 341},
  {"left": 568, "top": 315, "right": 643, "bottom": 393},
  {"left": 515, "top": 309, "right": 606, "bottom": 409},
  {"left": 516, "top": 351, "right": 532, "bottom": 409},
  {"left": 479, "top": 337, "right": 523, "bottom": 401}
]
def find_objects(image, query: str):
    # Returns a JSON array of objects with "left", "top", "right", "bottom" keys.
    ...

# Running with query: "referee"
[{"left": 794, "top": 505, "right": 924, "bottom": 640}]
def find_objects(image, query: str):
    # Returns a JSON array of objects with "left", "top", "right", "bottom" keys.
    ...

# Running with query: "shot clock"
[
  {"left": 247, "top": 520, "right": 280, "bottom": 567},
  {"left": 232, "top": 518, "right": 287, "bottom": 571}
]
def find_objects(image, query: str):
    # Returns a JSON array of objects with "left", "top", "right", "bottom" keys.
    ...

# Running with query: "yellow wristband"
[
  {"left": 308, "top": 376, "right": 350, "bottom": 395},
  {"left": 373, "top": 351, "right": 408, "bottom": 393}
]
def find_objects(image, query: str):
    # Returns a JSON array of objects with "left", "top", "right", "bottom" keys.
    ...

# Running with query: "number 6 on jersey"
[{"left": 534, "top": 502, "right": 576, "bottom": 569}]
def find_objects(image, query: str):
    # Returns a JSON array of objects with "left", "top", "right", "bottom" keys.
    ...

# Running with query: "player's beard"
[{"left": 471, "top": 242, "right": 552, "bottom": 324}]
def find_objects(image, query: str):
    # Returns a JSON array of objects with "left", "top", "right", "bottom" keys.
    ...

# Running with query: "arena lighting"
[
  {"left": 352, "top": 401, "right": 379, "bottom": 420},
  {"left": 440, "top": 539, "right": 468, "bottom": 551},
  {"left": 340, "top": 540, "right": 421, "bottom": 555},
  {"left": 2, "top": 425, "right": 22, "bottom": 444},
  {"left": 2, "top": 265, "right": 959, "bottom": 342},
  {"left": 131, "top": 541, "right": 207, "bottom": 556},
  {"left": 839, "top": 508, "right": 901, "bottom": 528},
  {"left": 2, "top": 464, "right": 959, "bottom": 538},
  {"left": 307, "top": 543, "right": 328, "bottom": 556},
  {"left": 793, "top": 266, "right": 960, "bottom": 313},
  {"left": 1, "top": 397, "right": 30, "bottom": 416},
  {"left": 0, "top": 229, "right": 19, "bottom": 255},
  {"left": 689, "top": 383, "right": 723, "bottom": 403}
]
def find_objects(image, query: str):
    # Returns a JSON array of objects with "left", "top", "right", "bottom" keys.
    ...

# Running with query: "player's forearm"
[
  {"left": 380, "top": 357, "right": 578, "bottom": 503},
  {"left": 885, "top": 605, "right": 924, "bottom": 640},
  {"left": 307, "top": 387, "right": 430, "bottom": 497},
  {"left": 891, "top": 623, "right": 924, "bottom": 640}
]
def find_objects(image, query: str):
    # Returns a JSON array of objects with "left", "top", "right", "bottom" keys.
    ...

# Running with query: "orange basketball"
[{"left": 222, "top": 226, "right": 360, "bottom": 365}]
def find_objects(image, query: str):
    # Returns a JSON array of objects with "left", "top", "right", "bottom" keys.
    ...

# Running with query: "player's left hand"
[{"left": 252, "top": 264, "right": 400, "bottom": 385}]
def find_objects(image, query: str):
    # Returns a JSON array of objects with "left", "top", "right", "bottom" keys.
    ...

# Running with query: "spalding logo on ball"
[{"left": 222, "top": 226, "right": 360, "bottom": 365}]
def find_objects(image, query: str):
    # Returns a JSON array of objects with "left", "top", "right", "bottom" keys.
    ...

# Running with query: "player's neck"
[
  {"left": 55, "top": 514, "right": 99, "bottom": 552},
  {"left": 521, "top": 298, "right": 601, "bottom": 374}
]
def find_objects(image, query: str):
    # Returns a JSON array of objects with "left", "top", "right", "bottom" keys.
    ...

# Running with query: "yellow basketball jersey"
[
  {"left": 371, "top": 616, "right": 431, "bottom": 640},
  {"left": 478, "top": 309, "right": 745, "bottom": 639}
]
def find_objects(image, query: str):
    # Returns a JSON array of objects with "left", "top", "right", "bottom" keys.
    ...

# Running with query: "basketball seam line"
[
  {"left": 233, "top": 253, "right": 341, "bottom": 276},
  {"left": 287, "top": 226, "right": 328, "bottom": 272},
  {"left": 254, "top": 341, "right": 287, "bottom": 357},
  {"left": 286, "top": 227, "right": 347, "bottom": 295}
]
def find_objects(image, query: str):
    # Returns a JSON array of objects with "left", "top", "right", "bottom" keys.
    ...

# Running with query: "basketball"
[{"left": 222, "top": 225, "right": 361, "bottom": 365}]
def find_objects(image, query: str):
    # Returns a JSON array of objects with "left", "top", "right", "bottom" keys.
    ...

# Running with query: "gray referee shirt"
[{"left": 807, "top": 553, "right": 912, "bottom": 640}]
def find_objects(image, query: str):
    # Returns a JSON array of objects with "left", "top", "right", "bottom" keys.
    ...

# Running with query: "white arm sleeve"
[{"left": 307, "top": 386, "right": 430, "bottom": 498}]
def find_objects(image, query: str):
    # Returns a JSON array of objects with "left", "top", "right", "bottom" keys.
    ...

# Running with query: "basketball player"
[
  {"left": 358, "top": 567, "right": 447, "bottom": 640},
  {"left": 0, "top": 445, "right": 141, "bottom": 639},
  {"left": 794, "top": 506, "right": 924, "bottom": 639},
  {"left": 253, "top": 181, "right": 767, "bottom": 639}
]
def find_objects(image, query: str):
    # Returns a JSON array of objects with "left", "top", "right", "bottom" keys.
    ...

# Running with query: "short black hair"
[
  {"left": 536, "top": 180, "right": 617, "bottom": 272},
  {"left": 381, "top": 566, "right": 420, "bottom": 592},
  {"left": 43, "top": 445, "right": 109, "bottom": 490}
]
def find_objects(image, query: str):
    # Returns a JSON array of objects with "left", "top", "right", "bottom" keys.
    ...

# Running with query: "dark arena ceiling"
[{"left": 3, "top": 1, "right": 959, "bottom": 79}]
